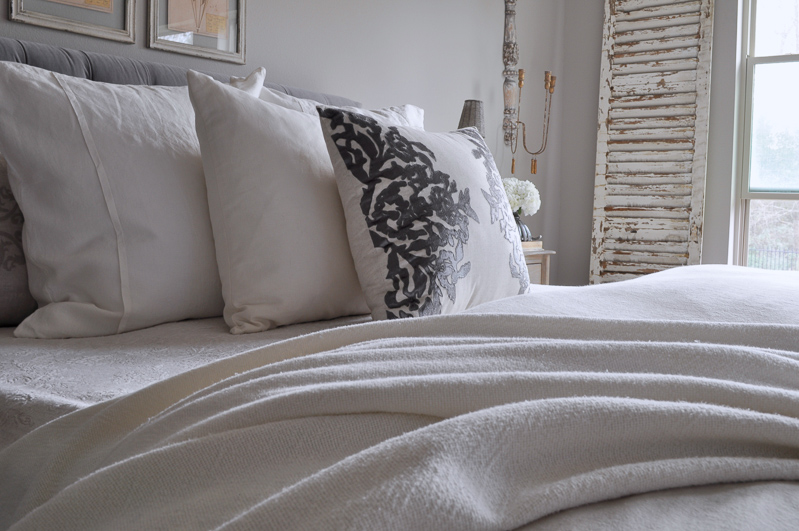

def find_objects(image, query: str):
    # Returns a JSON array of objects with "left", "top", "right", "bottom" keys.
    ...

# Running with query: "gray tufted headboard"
[{"left": 0, "top": 36, "right": 360, "bottom": 107}]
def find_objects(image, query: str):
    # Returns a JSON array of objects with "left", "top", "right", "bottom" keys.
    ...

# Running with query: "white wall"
[
  {"left": 1, "top": 0, "right": 741, "bottom": 286},
  {"left": 703, "top": 0, "right": 744, "bottom": 267}
]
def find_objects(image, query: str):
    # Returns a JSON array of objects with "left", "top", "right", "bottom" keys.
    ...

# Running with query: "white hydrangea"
[{"left": 502, "top": 177, "right": 541, "bottom": 217}]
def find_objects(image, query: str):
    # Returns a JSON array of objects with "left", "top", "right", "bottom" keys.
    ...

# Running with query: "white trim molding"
[{"left": 10, "top": 0, "right": 135, "bottom": 44}]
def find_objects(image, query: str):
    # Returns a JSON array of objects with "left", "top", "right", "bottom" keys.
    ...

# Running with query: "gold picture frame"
[
  {"left": 10, "top": 0, "right": 136, "bottom": 43},
  {"left": 148, "top": 0, "right": 246, "bottom": 64}
]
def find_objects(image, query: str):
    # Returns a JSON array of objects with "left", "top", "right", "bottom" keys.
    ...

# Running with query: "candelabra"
[{"left": 510, "top": 69, "right": 556, "bottom": 175}]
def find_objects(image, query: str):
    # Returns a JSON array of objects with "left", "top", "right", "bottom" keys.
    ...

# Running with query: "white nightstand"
[{"left": 523, "top": 247, "right": 555, "bottom": 285}]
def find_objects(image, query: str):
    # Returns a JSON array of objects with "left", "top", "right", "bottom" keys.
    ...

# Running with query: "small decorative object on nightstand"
[
  {"left": 502, "top": 177, "right": 540, "bottom": 242},
  {"left": 523, "top": 244, "right": 555, "bottom": 285}
]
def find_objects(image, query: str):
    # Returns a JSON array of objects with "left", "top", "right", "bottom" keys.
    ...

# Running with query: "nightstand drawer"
[
  {"left": 523, "top": 248, "right": 555, "bottom": 285},
  {"left": 527, "top": 263, "right": 542, "bottom": 284}
]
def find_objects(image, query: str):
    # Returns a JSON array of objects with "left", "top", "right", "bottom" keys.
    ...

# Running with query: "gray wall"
[
  {"left": 1, "top": 0, "right": 741, "bottom": 286},
  {"left": 554, "top": 0, "right": 604, "bottom": 286},
  {"left": 1, "top": 1, "right": 512, "bottom": 133}
]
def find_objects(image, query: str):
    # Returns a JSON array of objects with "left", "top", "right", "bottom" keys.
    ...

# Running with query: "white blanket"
[{"left": 1, "top": 265, "right": 798, "bottom": 530}]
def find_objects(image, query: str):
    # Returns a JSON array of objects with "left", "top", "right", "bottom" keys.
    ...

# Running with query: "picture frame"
[
  {"left": 9, "top": 0, "right": 136, "bottom": 44},
  {"left": 148, "top": 0, "right": 246, "bottom": 64}
]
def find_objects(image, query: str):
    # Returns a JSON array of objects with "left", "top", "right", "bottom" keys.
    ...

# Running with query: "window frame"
[{"left": 737, "top": 0, "right": 799, "bottom": 265}]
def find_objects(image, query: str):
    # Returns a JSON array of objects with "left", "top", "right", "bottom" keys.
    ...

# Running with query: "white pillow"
[
  {"left": 229, "top": 66, "right": 266, "bottom": 98},
  {"left": 0, "top": 62, "right": 227, "bottom": 338},
  {"left": 319, "top": 107, "right": 530, "bottom": 320},
  {"left": 188, "top": 70, "right": 424, "bottom": 334},
  {"left": 230, "top": 70, "right": 425, "bottom": 128}
]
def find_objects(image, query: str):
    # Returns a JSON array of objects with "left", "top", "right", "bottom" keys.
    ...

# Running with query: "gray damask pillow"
[
  {"left": 319, "top": 107, "right": 530, "bottom": 321},
  {"left": 0, "top": 154, "right": 36, "bottom": 326}
]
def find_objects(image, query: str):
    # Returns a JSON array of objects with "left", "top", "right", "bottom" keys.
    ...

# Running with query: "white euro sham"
[{"left": 0, "top": 63, "right": 225, "bottom": 338}]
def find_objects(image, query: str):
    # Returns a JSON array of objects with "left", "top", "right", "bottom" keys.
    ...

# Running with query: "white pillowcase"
[
  {"left": 228, "top": 66, "right": 266, "bottom": 98},
  {"left": 0, "top": 62, "right": 226, "bottom": 338},
  {"left": 230, "top": 68, "right": 425, "bottom": 128},
  {"left": 187, "top": 70, "right": 424, "bottom": 334}
]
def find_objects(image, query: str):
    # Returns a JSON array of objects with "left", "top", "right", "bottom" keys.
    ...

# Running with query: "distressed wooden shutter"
[{"left": 590, "top": 0, "right": 715, "bottom": 284}]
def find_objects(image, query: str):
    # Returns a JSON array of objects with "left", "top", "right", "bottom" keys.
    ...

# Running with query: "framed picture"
[
  {"left": 9, "top": 0, "right": 136, "bottom": 43},
  {"left": 148, "top": 0, "right": 246, "bottom": 64}
]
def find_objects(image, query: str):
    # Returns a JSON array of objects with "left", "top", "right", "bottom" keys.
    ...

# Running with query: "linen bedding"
[
  {"left": 1, "top": 265, "right": 798, "bottom": 530},
  {"left": 0, "top": 315, "right": 369, "bottom": 453}
]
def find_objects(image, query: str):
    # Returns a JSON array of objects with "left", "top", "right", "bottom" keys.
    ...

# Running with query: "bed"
[{"left": 1, "top": 38, "right": 798, "bottom": 531}]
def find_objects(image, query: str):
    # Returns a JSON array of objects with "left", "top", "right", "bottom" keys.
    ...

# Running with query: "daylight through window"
[{"left": 741, "top": 0, "right": 799, "bottom": 271}]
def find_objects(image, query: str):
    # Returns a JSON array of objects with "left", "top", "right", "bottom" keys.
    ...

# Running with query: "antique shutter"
[{"left": 590, "top": 0, "right": 715, "bottom": 283}]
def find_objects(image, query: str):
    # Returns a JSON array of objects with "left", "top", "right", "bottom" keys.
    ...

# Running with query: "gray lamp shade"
[{"left": 458, "top": 99, "right": 486, "bottom": 138}]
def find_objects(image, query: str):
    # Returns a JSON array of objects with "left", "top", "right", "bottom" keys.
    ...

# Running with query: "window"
[{"left": 740, "top": 0, "right": 799, "bottom": 271}]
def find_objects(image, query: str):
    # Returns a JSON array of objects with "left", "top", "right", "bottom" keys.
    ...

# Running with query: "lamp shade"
[{"left": 458, "top": 99, "right": 486, "bottom": 138}]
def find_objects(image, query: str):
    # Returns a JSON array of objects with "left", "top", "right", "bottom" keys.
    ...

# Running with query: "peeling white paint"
[{"left": 591, "top": 0, "right": 714, "bottom": 284}]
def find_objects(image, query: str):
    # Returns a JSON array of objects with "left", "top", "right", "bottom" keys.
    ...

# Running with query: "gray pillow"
[
  {"left": 319, "top": 108, "right": 530, "bottom": 321},
  {"left": 0, "top": 154, "right": 36, "bottom": 326}
]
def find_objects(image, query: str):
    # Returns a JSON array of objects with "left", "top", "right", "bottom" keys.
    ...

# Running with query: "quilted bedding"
[
  {"left": 1, "top": 265, "right": 798, "bottom": 530},
  {"left": 0, "top": 315, "right": 368, "bottom": 452}
]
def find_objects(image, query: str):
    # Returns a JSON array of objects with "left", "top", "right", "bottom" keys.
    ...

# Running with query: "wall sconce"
[
  {"left": 502, "top": 0, "right": 557, "bottom": 174},
  {"left": 510, "top": 69, "right": 556, "bottom": 175}
]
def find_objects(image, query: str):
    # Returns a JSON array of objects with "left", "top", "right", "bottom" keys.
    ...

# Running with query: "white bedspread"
[
  {"left": 1, "top": 265, "right": 798, "bottom": 530},
  {"left": 0, "top": 315, "right": 369, "bottom": 452}
]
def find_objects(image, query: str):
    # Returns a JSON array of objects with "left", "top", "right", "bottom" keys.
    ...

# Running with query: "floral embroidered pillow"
[{"left": 319, "top": 108, "right": 529, "bottom": 320}]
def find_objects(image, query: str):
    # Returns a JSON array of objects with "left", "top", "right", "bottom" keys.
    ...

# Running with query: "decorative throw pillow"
[
  {"left": 0, "top": 154, "right": 37, "bottom": 326},
  {"left": 319, "top": 108, "right": 530, "bottom": 320},
  {"left": 0, "top": 62, "right": 225, "bottom": 338},
  {"left": 188, "top": 70, "right": 423, "bottom": 334}
]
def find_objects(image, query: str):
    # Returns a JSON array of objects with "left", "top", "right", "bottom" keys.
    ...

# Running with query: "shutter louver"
[{"left": 590, "top": 0, "right": 715, "bottom": 284}]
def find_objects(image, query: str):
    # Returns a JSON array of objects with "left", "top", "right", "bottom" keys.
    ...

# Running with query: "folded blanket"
[{"left": 1, "top": 265, "right": 798, "bottom": 530}]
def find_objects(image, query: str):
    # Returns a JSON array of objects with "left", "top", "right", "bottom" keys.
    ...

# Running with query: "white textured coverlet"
[
  {"left": 1, "top": 265, "right": 798, "bottom": 530},
  {"left": 0, "top": 315, "right": 369, "bottom": 453}
]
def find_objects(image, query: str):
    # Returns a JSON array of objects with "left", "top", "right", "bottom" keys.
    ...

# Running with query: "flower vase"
[{"left": 514, "top": 212, "right": 533, "bottom": 242}]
